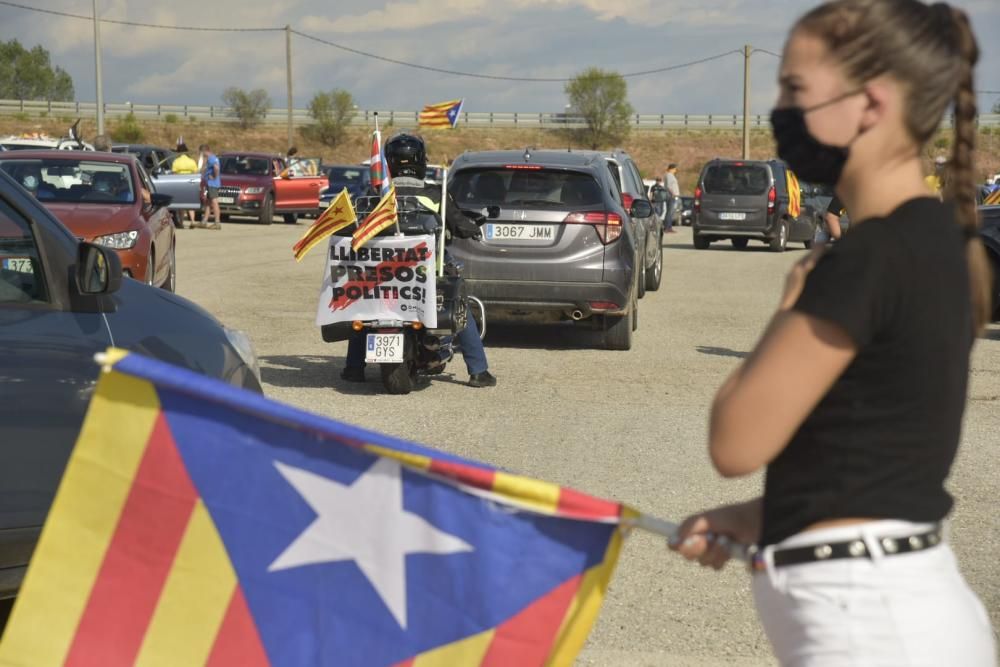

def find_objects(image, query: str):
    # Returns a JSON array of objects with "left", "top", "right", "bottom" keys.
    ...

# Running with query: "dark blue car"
[
  {"left": 0, "top": 169, "right": 261, "bottom": 612},
  {"left": 318, "top": 165, "right": 372, "bottom": 210}
]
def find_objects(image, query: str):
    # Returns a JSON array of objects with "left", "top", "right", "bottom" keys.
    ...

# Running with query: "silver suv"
[{"left": 449, "top": 149, "right": 649, "bottom": 350}]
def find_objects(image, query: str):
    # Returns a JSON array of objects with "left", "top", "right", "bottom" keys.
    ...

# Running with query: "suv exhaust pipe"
[{"left": 570, "top": 310, "right": 585, "bottom": 321}]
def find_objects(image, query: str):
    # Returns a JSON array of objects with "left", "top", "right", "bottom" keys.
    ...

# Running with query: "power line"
[
  {"left": 295, "top": 30, "right": 740, "bottom": 82},
  {"left": 753, "top": 48, "right": 782, "bottom": 59},
  {"left": 0, "top": 0, "right": 281, "bottom": 31}
]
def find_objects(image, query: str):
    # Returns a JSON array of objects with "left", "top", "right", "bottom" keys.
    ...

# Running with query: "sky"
[{"left": 2, "top": 0, "right": 999, "bottom": 115}]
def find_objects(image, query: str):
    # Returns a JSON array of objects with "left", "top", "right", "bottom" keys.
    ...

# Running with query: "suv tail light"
[
  {"left": 564, "top": 211, "right": 623, "bottom": 245},
  {"left": 767, "top": 186, "right": 776, "bottom": 213},
  {"left": 694, "top": 186, "right": 702, "bottom": 213},
  {"left": 621, "top": 193, "right": 635, "bottom": 210}
]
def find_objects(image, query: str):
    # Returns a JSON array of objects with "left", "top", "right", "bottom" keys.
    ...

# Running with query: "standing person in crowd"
[
  {"left": 664, "top": 163, "right": 681, "bottom": 233},
  {"left": 925, "top": 155, "right": 949, "bottom": 197},
  {"left": 92, "top": 135, "right": 111, "bottom": 152},
  {"left": 171, "top": 138, "right": 199, "bottom": 228},
  {"left": 648, "top": 177, "right": 668, "bottom": 221},
  {"left": 669, "top": 1, "right": 995, "bottom": 665},
  {"left": 282, "top": 146, "right": 304, "bottom": 178},
  {"left": 822, "top": 193, "right": 846, "bottom": 242},
  {"left": 199, "top": 144, "right": 222, "bottom": 230}
]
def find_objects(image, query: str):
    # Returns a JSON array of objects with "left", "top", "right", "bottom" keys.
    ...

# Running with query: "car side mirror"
[
  {"left": 150, "top": 192, "right": 173, "bottom": 209},
  {"left": 630, "top": 199, "right": 654, "bottom": 219},
  {"left": 485, "top": 205, "right": 501, "bottom": 219},
  {"left": 76, "top": 242, "right": 122, "bottom": 295}
]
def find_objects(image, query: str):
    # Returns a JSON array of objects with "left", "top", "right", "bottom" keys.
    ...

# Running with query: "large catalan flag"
[
  {"left": 352, "top": 185, "right": 399, "bottom": 251},
  {"left": 292, "top": 188, "right": 357, "bottom": 261},
  {"left": 418, "top": 99, "right": 464, "bottom": 129},
  {"left": 985, "top": 188, "right": 1000, "bottom": 206},
  {"left": 0, "top": 350, "right": 633, "bottom": 666}
]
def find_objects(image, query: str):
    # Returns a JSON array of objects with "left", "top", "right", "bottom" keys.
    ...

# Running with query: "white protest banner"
[{"left": 316, "top": 235, "right": 438, "bottom": 328}]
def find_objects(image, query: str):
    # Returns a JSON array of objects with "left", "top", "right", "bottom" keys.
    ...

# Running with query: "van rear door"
[{"left": 700, "top": 163, "right": 770, "bottom": 230}]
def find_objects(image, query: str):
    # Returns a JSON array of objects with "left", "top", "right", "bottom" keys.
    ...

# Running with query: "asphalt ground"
[{"left": 176, "top": 218, "right": 999, "bottom": 666}]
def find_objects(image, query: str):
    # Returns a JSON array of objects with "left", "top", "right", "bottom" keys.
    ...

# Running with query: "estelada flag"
[
  {"left": 292, "top": 188, "right": 357, "bottom": 261},
  {"left": 352, "top": 185, "right": 399, "bottom": 251},
  {"left": 786, "top": 169, "right": 802, "bottom": 219},
  {"left": 0, "top": 350, "right": 633, "bottom": 667},
  {"left": 418, "top": 99, "right": 463, "bottom": 129}
]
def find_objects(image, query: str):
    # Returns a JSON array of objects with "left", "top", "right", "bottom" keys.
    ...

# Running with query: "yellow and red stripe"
[
  {"left": 986, "top": 189, "right": 1000, "bottom": 206},
  {"left": 293, "top": 189, "right": 357, "bottom": 261},
  {"left": 418, "top": 99, "right": 462, "bottom": 129},
  {"left": 0, "top": 360, "right": 269, "bottom": 667},
  {"left": 352, "top": 186, "right": 399, "bottom": 251}
]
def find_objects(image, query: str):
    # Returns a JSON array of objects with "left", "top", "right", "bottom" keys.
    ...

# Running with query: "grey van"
[
  {"left": 448, "top": 150, "right": 649, "bottom": 350},
  {"left": 693, "top": 159, "right": 816, "bottom": 251}
]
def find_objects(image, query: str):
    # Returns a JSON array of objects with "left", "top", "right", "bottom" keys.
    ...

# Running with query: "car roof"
[
  {"left": 0, "top": 149, "right": 136, "bottom": 164},
  {"left": 453, "top": 149, "right": 606, "bottom": 170},
  {"left": 221, "top": 151, "right": 279, "bottom": 159}
]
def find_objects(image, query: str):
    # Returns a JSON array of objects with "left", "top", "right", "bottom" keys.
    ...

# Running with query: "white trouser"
[{"left": 752, "top": 520, "right": 996, "bottom": 667}]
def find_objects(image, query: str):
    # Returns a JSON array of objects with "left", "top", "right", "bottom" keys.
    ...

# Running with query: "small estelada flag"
[
  {"left": 292, "top": 188, "right": 357, "bottom": 261},
  {"left": 418, "top": 99, "right": 463, "bottom": 129},
  {"left": 351, "top": 185, "right": 398, "bottom": 251}
]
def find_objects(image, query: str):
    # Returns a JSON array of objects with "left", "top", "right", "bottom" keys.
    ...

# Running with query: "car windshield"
[
  {"left": 703, "top": 164, "right": 769, "bottom": 196},
  {"left": 451, "top": 168, "right": 603, "bottom": 208},
  {"left": 221, "top": 156, "right": 271, "bottom": 176},
  {"left": 328, "top": 167, "right": 365, "bottom": 183},
  {"left": 0, "top": 158, "right": 135, "bottom": 204}
]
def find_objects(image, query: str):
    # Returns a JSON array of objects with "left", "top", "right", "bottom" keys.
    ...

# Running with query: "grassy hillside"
[{"left": 3, "top": 116, "right": 999, "bottom": 193}]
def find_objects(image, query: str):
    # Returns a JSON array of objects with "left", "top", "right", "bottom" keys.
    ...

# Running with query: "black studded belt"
[{"left": 751, "top": 524, "right": 944, "bottom": 571}]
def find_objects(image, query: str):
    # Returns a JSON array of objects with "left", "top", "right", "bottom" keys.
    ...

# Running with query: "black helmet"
[{"left": 384, "top": 133, "right": 427, "bottom": 180}]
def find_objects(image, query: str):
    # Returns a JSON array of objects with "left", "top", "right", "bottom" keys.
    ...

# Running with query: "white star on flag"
[{"left": 269, "top": 457, "right": 473, "bottom": 629}]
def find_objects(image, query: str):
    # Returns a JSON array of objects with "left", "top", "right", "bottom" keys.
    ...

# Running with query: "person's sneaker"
[
  {"left": 209, "top": 222, "right": 222, "bottom": 230},
  {"left": 468, "top": 371, "right": 497, "bottom": 388},
  {"left": 340, "top": 367, "right": 365, "bottom": 383}
]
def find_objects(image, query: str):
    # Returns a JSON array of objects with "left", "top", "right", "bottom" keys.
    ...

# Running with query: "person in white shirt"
[{"left": 664, "top": 163, "right": 681, "bottom": 233}]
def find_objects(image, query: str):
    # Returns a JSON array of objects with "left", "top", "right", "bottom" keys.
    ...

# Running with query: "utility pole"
[
  {"left": 285, "top": 25, "right": 293, "bottom": 151},
  {"left": 742, "top": 44, "right": 751, "bottom": 160},
  {"left": 93, "top": 0, "right": 105, "bottom": 135}
]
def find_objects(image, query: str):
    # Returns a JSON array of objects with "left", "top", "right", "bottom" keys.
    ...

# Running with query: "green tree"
[
  {"left": 992, "top": 100, "right": 1000, "bottom": 114},
  {"left": 564, "top": 68, "right": 633, "bottom": 149},
  {"left": 221, "top": 87, "right": 271, "bottom": 130},
  {"left": 302, "top": 89, "right": 355, "bottom": 147},
  {"left": 0, "top": 39, "right": 75, "bottom": 101}
]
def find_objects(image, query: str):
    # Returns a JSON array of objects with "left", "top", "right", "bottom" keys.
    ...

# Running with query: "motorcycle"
[{"left": 321, "top": 176, "right": 487, "bottom": 395}]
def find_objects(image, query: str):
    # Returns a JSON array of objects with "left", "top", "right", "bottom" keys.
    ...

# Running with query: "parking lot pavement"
[{"left": 175, "top": 220, "right": 999, "bottom": 665}]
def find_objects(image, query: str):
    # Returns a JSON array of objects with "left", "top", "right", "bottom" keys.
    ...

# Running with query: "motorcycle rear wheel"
[{"left": 381, "top": 361, "right": 416, "bottom": 394}]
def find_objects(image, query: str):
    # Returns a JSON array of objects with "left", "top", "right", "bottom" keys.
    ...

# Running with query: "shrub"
[
  {"left": 301, "top": 89, "right": 355, "bottom": 148},
  {"left": 12, "top": 112, "right": 28, "bottom": 121},
  {"left": 164, "top": 113, "right": 179, "bottom": 124},
  {"left": 110, "top": 112, "right": 144, "bottom": 143},
  {"left": 221, "top": 87, "right": 270, "bottom": 130}
]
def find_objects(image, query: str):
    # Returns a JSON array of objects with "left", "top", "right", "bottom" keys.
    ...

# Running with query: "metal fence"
[{"left": 2, "top": 98, "right": 998, "bottom": 130}]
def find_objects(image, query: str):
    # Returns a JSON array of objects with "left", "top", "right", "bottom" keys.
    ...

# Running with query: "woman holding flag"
[{"left": 670, "top": 1, "right": 995, "bottom": 665}]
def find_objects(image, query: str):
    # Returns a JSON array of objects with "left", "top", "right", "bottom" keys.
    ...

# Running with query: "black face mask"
[{"left": 770, "top": 91, "right": 864, "bottom": 186}]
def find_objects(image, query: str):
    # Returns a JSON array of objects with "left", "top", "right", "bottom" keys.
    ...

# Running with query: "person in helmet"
[{"left": 341, "top": 132, "right": 497, "bottom": 388}]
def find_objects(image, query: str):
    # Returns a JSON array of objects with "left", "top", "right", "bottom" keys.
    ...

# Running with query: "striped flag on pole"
[
  {"left": 292, "top": 188, "right": 357, "bottom": 261},
  {"left": 418, "top": 99, "right": 464, "bottom": 129},
  {"left": 351, "top": 185, "right": 399, "bottom": 251}
]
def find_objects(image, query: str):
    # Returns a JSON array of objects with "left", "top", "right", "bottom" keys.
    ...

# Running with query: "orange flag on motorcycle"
[
  {"left": 292, "top": 189, "right": 357, "bottom": 261},
  {"left": 351, "top": 186, "right": 398, "bottom": 251}
]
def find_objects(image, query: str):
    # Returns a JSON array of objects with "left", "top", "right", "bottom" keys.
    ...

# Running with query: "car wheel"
[
  {"left": 162, "top": 241, "right": 177, "bottom": 292},
  {"left": 693, "top": 233, "right": 710, "bottom": 250},
  {"left": 604, "top": 307, "right": 634, "bottom": 350},
  {"left": 258, "top": 195, "right": 274, "bottom": 225},
  {"left": 283, "top": 213, "right": 298, "bottom": 225},
  {"left": 769, "top": 220, "right": 788, "bottom": 253},
  {"left": 144, "top": 252, "right": 155, "bottom": 286},
  {"left": 731, "top": 238, "right": 749, "bottom": 250},
  {"left": 645, "top": 242, "right": 663, "bottom": 291}
]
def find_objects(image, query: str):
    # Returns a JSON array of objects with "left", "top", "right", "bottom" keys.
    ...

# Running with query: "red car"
[
  {"left": 211, "top": 152, "right": 326, "bottom": 225},
  {"left": 0, "top": 151, "right": 176, "bottom": 290}
]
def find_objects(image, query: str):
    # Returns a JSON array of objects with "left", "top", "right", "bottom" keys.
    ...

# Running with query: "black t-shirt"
[{"left": 761, "top": 198, "right": 973, "bottom": 546}]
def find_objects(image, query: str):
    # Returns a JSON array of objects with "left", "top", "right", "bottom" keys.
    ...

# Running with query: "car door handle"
[
  {"left": 309, "top": 183, "right": 319, "bottom": 187},
  {"left": 187, "top": 178, "right": 200, "bottom": 183}
]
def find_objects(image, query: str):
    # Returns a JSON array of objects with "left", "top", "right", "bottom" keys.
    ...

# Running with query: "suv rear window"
[
  {"left": 703, "top": 164, "right": 769, "bottom": 196},
  {"left": 221, "top": 156, "right": 271, "bottom": 176},
  {"left": 451, "top": 168, "right": 603, "bottom": 208}
]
